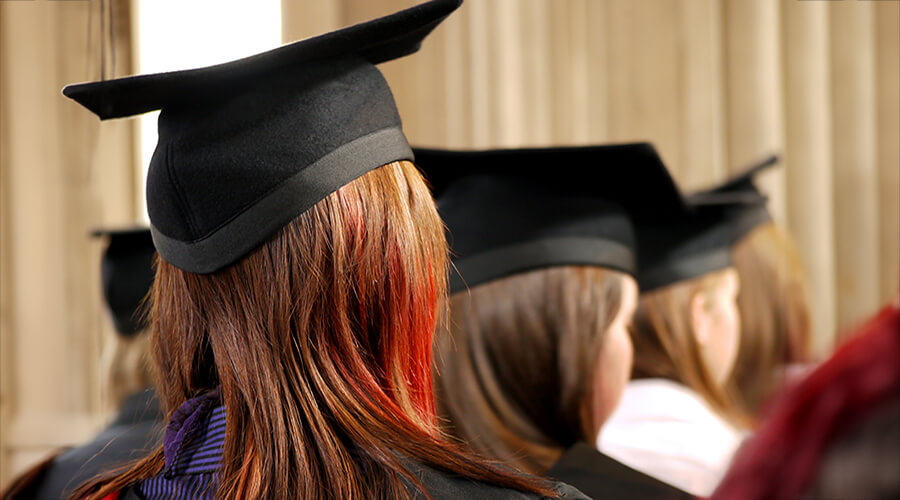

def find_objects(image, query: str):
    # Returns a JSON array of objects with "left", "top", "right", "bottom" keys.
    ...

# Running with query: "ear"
[{"left": 691, "top": 291, "right": 711, "bottom": 346}]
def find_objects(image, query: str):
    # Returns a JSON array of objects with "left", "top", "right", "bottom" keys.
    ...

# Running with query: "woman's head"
[
  {"left": 631, "top": 267, "right": 742, "bottom": 420},
  {"left": 94, "top": 228, "right": 157, "bottom": 411},
  {"left": 727, "top": 222, "right": 812, "bottom": 417},
  {"left": 150, "top": 161, "right": 447, "bottom": 496},
  {"left": 435, "top": 266, "right": 638, "bottom": 475},
  {"left": 66, "top": 160, "right": 547, "bottom": 500}
]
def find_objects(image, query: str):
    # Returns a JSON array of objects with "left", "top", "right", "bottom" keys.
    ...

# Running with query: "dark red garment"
[{"left": 711, "top": 303, "right": 900, "bottom": 500}]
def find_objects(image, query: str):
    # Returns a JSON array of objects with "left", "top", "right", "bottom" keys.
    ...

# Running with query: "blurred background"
[{"left": 0, "top": 0, "right": 897, "bottom": 488}]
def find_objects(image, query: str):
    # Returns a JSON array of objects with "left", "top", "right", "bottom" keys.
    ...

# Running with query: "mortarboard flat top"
[
  {"left": 63, "top": 0, "right": 462, "bottom": 120},
  {"left": 414, "top": 143, "right": 688, "bottom": 293},
  {"left": 92, "top": 228, "right": 156, "bottom": 336},
  {"left": 416, "top": 143, "right": 686, "bottom": 223},
  {"left": 64, "top": 0, "right": 461, "bottom": 274}
]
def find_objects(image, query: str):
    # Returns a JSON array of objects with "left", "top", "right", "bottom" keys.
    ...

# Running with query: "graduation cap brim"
[
  {"left": 685, "top": 153, "right": 779, "bottom": 244},
  {"left": 637, "top": 199, "right": 741, "bottom": 292},
  {"left": 414, "top": 142, "right": 688, "bottom": 223},
  {"left": 90, "top": 227, "right": 155, "bottom": 239},
  {"left": 692, "top": 154, "right": 779, "bottom": 197},
  {"left": 63, "top": 0, "right": 462, "bottom": 119}
]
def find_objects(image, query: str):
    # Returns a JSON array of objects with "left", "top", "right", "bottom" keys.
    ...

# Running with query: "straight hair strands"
[
  {"left": 630, "top": 269, "right": 748, "bottom": 426},
  {"left": 73, "top": 162, "right": 555, "bottom": 500},
  {"left": 727, "top": 222, "right": 812, "bottom": 419},
  {"left": 434, "top": 266, "right": 626, "bottom": 475}
]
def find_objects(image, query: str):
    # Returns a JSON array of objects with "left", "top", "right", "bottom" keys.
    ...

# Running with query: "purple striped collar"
[{"left": 136, "top": 389, "right": 225, "bottom": 499}]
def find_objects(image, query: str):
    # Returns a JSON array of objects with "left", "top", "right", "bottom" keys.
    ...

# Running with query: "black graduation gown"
[
  {"left": 116, "top": 460, "right": 590, "bottom": 500},
  {"left": 547, "top": 443, "right": 696, "bottom": 500},
  {"left": 405, "top": 461, "right": 589, "bottom": 500},
  {"left": 34, "top": 388, "right": 163, "bottom": 499}
]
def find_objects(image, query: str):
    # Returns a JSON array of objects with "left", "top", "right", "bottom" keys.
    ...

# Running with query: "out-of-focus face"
[
  {"left": 695, "top": 268, "right": 742, "bottom": 386},
  {"left": 591, "top": 275, "right": 639, "bottom": 432}
]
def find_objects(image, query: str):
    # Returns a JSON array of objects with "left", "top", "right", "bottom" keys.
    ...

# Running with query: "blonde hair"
[
  {"left": 631, "top": 268, "right": 746, "bottom": 426},
  {"left": 101, "top": 330, "right": 154, "bottom": 411},
  {"left": 727, "top": 222, "right": 812, "bottom": 419}
]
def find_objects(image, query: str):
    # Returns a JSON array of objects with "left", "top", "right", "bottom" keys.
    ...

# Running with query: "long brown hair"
[
  {"left": 74, "top": 161, "right": 554, "bottom": 499},
  {"left": 631, "top": 269, "right": 746, "bottom": 425},
  {"left": 727, "top": 222, "right": 812, "bottom": 419},
  {"left": 434, "top": 266, "right": 626, "bottom": 475}
]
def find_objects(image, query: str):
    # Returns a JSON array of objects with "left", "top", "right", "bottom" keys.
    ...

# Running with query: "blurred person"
[
  {"left": 60, "top": 2, "right": 586, "bottom": 499},
  {"left": 1, "top": 229, "right": 161, "bottom": 500},
  {"left": 597, "top": 185, "right": 755, "bottom": 497},
  {"left": 688, "top": 157, "right": 813, "bottom": 421},
  {"left": 711, "top": 301, "right": 900, "bottom": 500},
  {"left": 418, "top": 144, "right": 697, "bottom": 499}
]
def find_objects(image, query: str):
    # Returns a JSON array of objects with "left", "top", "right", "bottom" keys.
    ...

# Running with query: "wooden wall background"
[
  {"left": 1, "top": 0, "right": 897, "bottom": 488},
  {"left": 0, "top": 0, "right": 139, "bottom": 486},
  {"left": 284, "top": 0, "right": 900, "bottom": 353}
]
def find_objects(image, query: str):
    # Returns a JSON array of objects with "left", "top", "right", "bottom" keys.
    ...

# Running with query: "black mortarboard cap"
[
  {"left": 64, "top": 0, "right": 461, "bottom": 274},
  {"left": 92, "top": 228, "right": 156, "bottom": 336},
  {"left": 635, "top": 202, "right": 735, "bottom": 292},
  {"left": 686, "top": 154, "right": 779, "bottom": 244},
  {"left": 414, "top": 143, "right": 689, "bottom": 292}
]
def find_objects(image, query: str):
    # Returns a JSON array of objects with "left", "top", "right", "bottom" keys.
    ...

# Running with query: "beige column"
[
  {"left": 723, "top": 0, "right": 786, "bottom": 224},
  {"left": 519, "top": 0, "right": 554, "bottom": 146},
  {"left": 487, "top": 0, "right": 525, "bottom": 147},
  {"left": 0, "top": 0, "right": 137, "bottom": 485},
  {"left": 780, "top": 0, "right": 836, "bottom": 356},
  {"left": 466, "top": 0, "right": 494, "bottom": 148},
  {"left": 584, "top": 0, "right": 609, "bottom": 143},
  {"left": 830, "top": 0, "right": 880, "bottom": 333},
  {"left": 677, "top": 0, "right": 725, "bottom": 190},
  {"left": 281, "top": 0, "right": 342, "bottom": 43},
  {"left": 441, "top": 2, "right": 473, "bottom": 148},
  {"left": 606, "top": 0, "right": 683, "bottom": 177},
  {"left": 875, "top": 1, "right": 900, "bottom": 305}
]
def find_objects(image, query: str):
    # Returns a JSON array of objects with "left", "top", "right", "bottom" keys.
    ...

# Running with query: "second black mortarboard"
[
  {"left": 64, "top": 0, "right": 461, "bottom": 274},
  {"left": 92, "top": 228, "right": 156, "bottom": 336},
  {"left": 414, "top": 143, "right": 688, "bottom": 292}
]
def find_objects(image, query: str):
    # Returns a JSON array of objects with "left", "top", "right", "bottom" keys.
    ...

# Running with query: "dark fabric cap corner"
[
  {"left": 92, "top": 227, "right": 156, "bottom": 336},
  {"left": 686, "top": 154, "right": 779, "bottom": 245},
  {"left": 636, "top": 191, "right": 772, "bottom": 293},
  {"left": 414, "top": 142, "right": 688, "bottom": 293},
  {"left": 64, "top": 0, "right": 462, "bottom": 274}
]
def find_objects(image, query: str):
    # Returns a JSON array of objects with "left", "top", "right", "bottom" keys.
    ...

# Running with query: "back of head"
[
  {"left": 728, "top": 222, "right": 812, "bottom": 418},
  {"left": 805, "top": 396, "right": 900, "bottom": 499},
  {"left": 631, "top": 269, "right": 743, "bottom": 424},
  {"left": 76, "top": 162, "right": 554, "bottom": 500},
  {"left": 150, "top": 162, "right": 458, "bottom": 498},
  {"left": 436, "top": 266, "right": 626, "bottom": 475},
  {"left": 711, "top": 302, "right": 900, "bottom": 500},
  {"left": 93, "top": 228, "right": 157, "bottom": 410}
]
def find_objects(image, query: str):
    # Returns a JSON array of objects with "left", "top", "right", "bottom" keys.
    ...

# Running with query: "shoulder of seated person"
[{"left": 407, "top": 461, "right": 589, "bottom": 499}]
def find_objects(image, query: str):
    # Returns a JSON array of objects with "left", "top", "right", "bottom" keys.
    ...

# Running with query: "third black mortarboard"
[
  {"left": 686, "top": 154, "right": 779, "bottom": 245},
  {"left": 64, "top": 0, "right": 461, "bottom": 274},
  {"left": 92, "top": 228, "right": 156, "bottom": 336},
  {"left": 414, "top": 143, "right": 688, "bottom": 292},
  {"left": 635, "top": 199, "right": 745, "bottom": 292}
]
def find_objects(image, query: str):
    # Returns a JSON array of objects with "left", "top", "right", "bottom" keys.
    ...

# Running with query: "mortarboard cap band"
[
  {"left": 638, "top": 246, "right": 732, "bottom": 293},
  {"left": 151, "top": 127, "right": 411, "bottom": 273},
  {"left": 450, "top": 237, "right": 636, "bottom": 293},
  {"left": 64, "top": 0, "right": 461, "bottom": 274}
]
